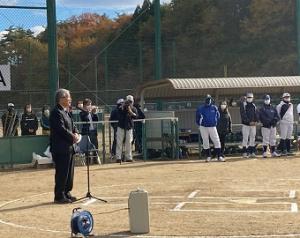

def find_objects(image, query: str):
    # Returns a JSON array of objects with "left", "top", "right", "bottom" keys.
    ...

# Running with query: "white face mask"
[
  {"left": 246, "top": 98, "right": 253, "bottom": 103},
  {"left": 86, "top": 105, "right": 92, "bottom": 112},
  {"left": 44, "top": 110, "right": 50, "bottom": 117},
  {"left": 220, "top": 105, "right": 226, "bottom": 110},
  {"left": 264, "top": 99, "right": 270, "bottom": 105},
  {"left": 283, "top": 97, "right": 290, "bottom": 103}
]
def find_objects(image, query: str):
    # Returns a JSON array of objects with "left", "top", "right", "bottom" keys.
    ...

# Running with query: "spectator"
[
  {"left": 258, "top": 95, "right": 280, "bottom": 158},
  {"left": 20, "top": 103, "right": 38, "bottom": 136},
  {"left": 41, "top": 105, "right": 50, "bottom": 135},
  {"left": 1, "top": 103, "right": 19, "bottom": 137},
  {"left": 115, "top": 95, "right": 137, "bottom": 163},
  {"left": 196, "top": 95, "right": 225, "bottom": 162},
  {"left": 79, "top": 98, "right": 100, "bottom": 164},
  {"left": 109, "top": 98, "right": 124, "bottom": 158},
  {"left": 133, "top": 102, "right": 145, "bottom": 154},
  {"left": 217, "top": 101, "right": 232, "bottom": 157},
  {"left": 240, "top": 92, "right": 258, "bottom": 158}
]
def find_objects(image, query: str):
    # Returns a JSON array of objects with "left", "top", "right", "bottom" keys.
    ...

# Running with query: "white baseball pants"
[{"left": 199, "top": 126, "right": 221, "bottom": 150}]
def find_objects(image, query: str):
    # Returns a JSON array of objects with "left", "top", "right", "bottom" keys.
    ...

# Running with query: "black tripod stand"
[{"left": 76, "top": 135, "right": 107, "bottom": 203}]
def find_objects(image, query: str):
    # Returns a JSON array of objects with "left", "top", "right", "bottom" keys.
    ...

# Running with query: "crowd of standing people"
[{"left": 196, "top": 92, "right": 297, "bottom": 162}]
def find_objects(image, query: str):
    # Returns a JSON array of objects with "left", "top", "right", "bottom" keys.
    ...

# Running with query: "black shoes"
[
  {"left": 65, "top": 193, "right": 77, "bottom": 202},
  {"left": 54, "top": 193, "right": 77, "bottom": 204},
  {"left": 54, "top": 197, "right": 72, "bottom": 204}
]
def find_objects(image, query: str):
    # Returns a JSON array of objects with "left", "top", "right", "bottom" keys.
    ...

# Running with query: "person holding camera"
[
  {"left": 240, "top": 92, "right": 258, "bottom": 158},
  {"left": 115, "top": 95, "right": 137, "bottom": 163}
]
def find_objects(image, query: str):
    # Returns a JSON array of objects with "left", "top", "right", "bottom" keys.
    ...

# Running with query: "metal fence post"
[
  {"left": 101, "top": 122, "right": 106, "bottom": 164},
  {"left": 142, "top": 119, "right": 147, "bottom": 161},
  {"left": 198, "top": 131, "right": 202, "bottom": 160},
  {"left": 175, "top": 118, "right": 179, "bottom": 159}
]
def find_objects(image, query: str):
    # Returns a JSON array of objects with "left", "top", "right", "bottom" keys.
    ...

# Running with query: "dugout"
[{"left": 137, "top": 76, "right": 300, "bottom": 134}]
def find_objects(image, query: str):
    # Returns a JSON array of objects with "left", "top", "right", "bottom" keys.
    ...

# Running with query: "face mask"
[
  {"left": 44, "top": 110, "right": 50, "bottom": 117},
  {"left": 264, "top": 99, "right": 270, "bottom": 105},
  {"left": 220, "top": 105, "right": 226, "bottom": 110},
  {"left": 86, "top": 105, "right": 92, "bottom": 112},
  {"left": 205, "top": 98, "right": 212, "bottom": 105},
  {"left": 283, "top": 97, "right": 290, "bottom": 103},
  {"left": 246, "top": 98, "right": 253, "bottom": 103},
  {"left": 78, "top": 104, "right": 83, "bottom": 108}
]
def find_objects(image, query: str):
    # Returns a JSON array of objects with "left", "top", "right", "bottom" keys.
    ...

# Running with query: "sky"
[{"left": 0, "top": 0, "right": 171, "bottom": 36}]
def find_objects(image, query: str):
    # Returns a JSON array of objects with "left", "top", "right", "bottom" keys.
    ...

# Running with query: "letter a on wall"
[{"left": 0, "top": 65, "right": 11, "bottom": 91}]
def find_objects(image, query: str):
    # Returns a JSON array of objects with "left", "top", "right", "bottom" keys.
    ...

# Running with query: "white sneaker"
[
  {"left": 242, "top": 153, "right": 248, "bottom": 158},
  {"left": 262, "top": 152, "right": 267, "bottom": 158},
  {"left": 206, "top": 157, "right": 212, "bottom": 162},
  {"left": 218, "top": 156, "right": 226, "bottom": 162},
  {"left": 271, "top": 151, "right": 281, "bottom": 157}
]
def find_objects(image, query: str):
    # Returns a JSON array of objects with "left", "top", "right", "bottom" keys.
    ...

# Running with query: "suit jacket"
[{"left": 50, "top": 104, "right": 78, "bottom": 155}]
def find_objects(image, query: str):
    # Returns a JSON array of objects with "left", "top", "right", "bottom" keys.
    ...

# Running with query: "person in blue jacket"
[
  {"left": 258, "top": 95, "right": 280, "bottom": 158},
  {"left": 196, "top": 95, "right": 225, "bottom": 162}
]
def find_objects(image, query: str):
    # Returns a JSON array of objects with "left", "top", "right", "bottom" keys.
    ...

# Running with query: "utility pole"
[{"left": 47, "top": 0, "right": 59, "bottom": 107}]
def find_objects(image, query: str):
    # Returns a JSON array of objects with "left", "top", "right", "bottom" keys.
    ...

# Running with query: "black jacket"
[
  {"left": 117, "top": 105, "right": 138, "bottom": 130},
  {"left": 259, "top": 104, "right": 279, "bottom": 128},
  {"left": 79, "top": 110, "right": 98, "bottom": 135},
  {"left": 50, "top": 104, "right": 78, "bottom": 155},
  {"left": 109, "top": 106, "right": 121, "bottom": 130},
  {"left": 240, "top": 102, "right": 258, "bottom": 126},
  {"left": 217, "top": 109, "right": 232, "bottom": 134},
  {"left": 20, "top": 112, "right": 38, "bottom": 135}
]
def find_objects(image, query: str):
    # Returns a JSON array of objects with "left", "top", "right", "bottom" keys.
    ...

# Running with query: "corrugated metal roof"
[
  {"left": 136, "top": 76, "right": 300, "bottom": 100},
  {"left": 169, "top": 76, "right": 300, "bottom": 89}
]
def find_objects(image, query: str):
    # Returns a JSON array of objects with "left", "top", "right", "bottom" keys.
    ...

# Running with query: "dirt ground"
[{"left": 1, "top": 155, "right": 300, "bottom": 238}]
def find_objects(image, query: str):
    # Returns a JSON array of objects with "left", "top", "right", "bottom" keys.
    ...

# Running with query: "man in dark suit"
[{"left": 50, "top": 89, "right": 80, "bottom": 204}]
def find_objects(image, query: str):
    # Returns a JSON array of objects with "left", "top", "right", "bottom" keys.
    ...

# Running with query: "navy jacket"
[
  {"left": 240, "top": 102, "right": 258, "bottom": 126},
  {"left": 109, "top": 106, "right": 121, "bottom": 130},
  {"left": 20, "top": 112, "right": 38, "bottom": 135},
  {"left": 196, "top": 104, "right": 220, "bottom": 127},
  {"left": 259, "top": 104, "right": 279, "bottom": 128},
  {"left": 79, "top": 110, "right": 98, "bottom": 135},
  {"left": 50, "top": 104, "right": 78, "bottom": 155},
  {"left": 217, "top": 109, "right": 232, "bottom": 134},
  {"left": 118, "top": 105, "right": 138, "bottom": 130}
]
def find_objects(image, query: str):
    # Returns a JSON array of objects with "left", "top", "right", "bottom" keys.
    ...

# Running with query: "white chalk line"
[
  {"left": 83, "top": 198, "right": 97, "bottom": 206},
  {"left": 289, "top": 190, "right": 296, "bottom": 198},
  {"left": 172, "top": 209, "right": 291, "bottom": 213},
  {"left": 173, "top": 202, "right": 185, "bottom": 211},
  {"left": 0, "top": 219, "right": 68, "bottom": 234},
  {"left": 109, "top": 234, "right": 300, "bottom": 238},
  {"left": 291, "top": 203, "right": 298, "bottom": 213},
  {"left": 188, "top": 190, "right": 199, "bottom": 198}
]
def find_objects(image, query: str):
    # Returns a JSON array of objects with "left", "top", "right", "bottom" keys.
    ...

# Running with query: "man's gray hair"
[{"left": 55, "top": 88, "right": 70, "bottom": 104}]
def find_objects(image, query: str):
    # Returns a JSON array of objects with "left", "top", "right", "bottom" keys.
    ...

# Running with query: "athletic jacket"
[
  {"left": 217, "top": 108, "right": 232, "bottom": 134},
  {"left": 258, "top": 104, "right": 279, "bottom": 128},
  {"left": 196, "top": 104, "right": 220, "bottom": 127},
  {"left": 20, "top": 112, "right": 38, "bottom": 135},
  {"left": 240, "top": 102, "right": 258, "bottom": 126},
  {"left": 276, "top": 101, "right": 293, "bottom": 123}
]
